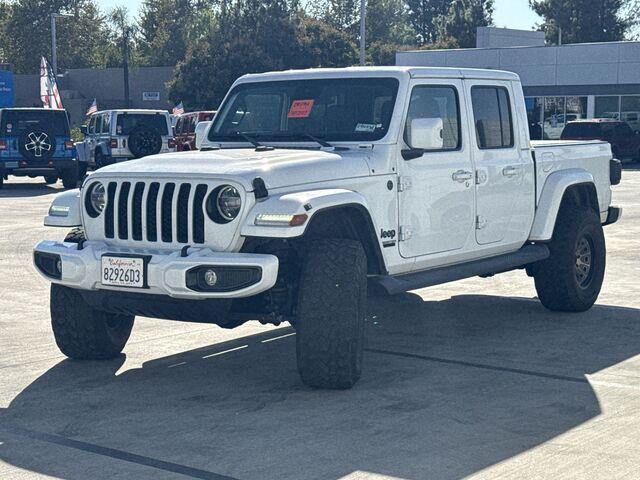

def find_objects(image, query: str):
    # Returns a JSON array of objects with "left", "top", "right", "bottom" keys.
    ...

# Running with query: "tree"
[
  {"left": 168, "top": 0, "right": 305, "bottom": 109},
  {"left": 530, "top": 0, "right": 630, "bottom": 44},
  {"left": 297, "top": 16, "right": 358, "bottom": 68},
  {"left": 405, "top": 0, "right": 451, "bottom": 45},
  {"left": 138, "top": 0, "right": 216, "bottom": 67},
  {"left": 366, "top": 0, "right": 416, "bottom": 64},
  {"left": 2, "top": 0, "right": 110, "bottom": 74},
  {"left": 437, "top": 0, "right": 494, "bottom": 48}
]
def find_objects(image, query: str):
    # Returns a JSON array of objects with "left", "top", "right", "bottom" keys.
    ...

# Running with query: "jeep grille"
[{"left": 102, "top": 181, "right": 208, "bottom": 244}]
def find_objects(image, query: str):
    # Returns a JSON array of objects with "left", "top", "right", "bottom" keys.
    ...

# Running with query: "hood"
[{"left": 96, "top": 148, "right": 371, "bottom": 191}]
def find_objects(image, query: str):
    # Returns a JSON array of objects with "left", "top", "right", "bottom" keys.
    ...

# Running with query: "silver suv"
[{"left": 80, "top": 109, "right": 175, "bottom": 169}]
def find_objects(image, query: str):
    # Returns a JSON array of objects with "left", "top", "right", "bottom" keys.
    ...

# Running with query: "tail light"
[
  {"left": 64, "top": 140, "right": 75, "bottom": 150},
  {"left": 0, "top": 140, "right": 6, "bottom": 150},
  {"left": 168, "top": 138, "right": 176, "bottom": 149},
  {"left": 110, "top": 138, "right": 118, "bottom": 148}
]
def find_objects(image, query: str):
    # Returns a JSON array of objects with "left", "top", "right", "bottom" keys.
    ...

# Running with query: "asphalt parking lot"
[{"left": 0, "top": 168, "right": 639, "bottom": 480}]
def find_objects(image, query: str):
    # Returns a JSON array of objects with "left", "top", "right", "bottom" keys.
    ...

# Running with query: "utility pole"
[{"left": 359, "top": 0, "right": 366, "bottom": 66}]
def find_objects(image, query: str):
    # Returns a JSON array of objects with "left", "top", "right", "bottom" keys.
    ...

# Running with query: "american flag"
[
  {"left": 172, "top": 102, "right": 185, "bottom": 115},
  {"left": 86, "top": 98, "right": 98, "bottom": 116},
  {"left": 40, "top": 57, "right": 63, "bottom": 109}
]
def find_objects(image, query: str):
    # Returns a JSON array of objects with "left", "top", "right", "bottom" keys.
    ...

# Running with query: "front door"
[{"left": 398, "top": 80, "right": 476, "bottom": 259}]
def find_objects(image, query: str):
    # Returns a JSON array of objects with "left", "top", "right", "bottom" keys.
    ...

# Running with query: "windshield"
[
  {"left": 115, "top": 114, "right": 169, "bottom": 135},
  {"left": 209, "top": 78, "right": 399, "bottom": 143},
  {"left": 0, "top": 109, "right": 70, "bottom": 136}
]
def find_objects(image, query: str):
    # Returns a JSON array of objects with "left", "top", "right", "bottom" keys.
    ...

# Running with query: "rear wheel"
[
  {"left": 44, "top": 175, "right": 58, "bottom": 184},
  {"left": 95, "top": 150, "right": 107, "bottom": 169},
  {"left": 50, "top": 284, "right": 135, "bottom": 360},
  {"left": 295, "top": 239, "right": 367, "bottom": 389},
  {"left": 61, "top": 168, "right": 79, "bottom": 189},
  {"left": 533, "top": 206, "right": 606, "bottom": 312}
]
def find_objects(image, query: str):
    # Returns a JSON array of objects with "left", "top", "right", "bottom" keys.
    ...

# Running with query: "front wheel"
[
  {"left": 533, "top": 206, "right": 606, "bottom": 312},
  {"left": 44, "top": 175, "right": 58, "bottom": 184},
  {"left": 51, "top": 284, "right": 135, "bottom": 359},
  {"left": 295, "top": 239, "right": 367, "bottom": 389}
]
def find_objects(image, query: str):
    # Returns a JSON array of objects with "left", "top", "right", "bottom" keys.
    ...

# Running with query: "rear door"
[
  {"left": 398, "top": 79, "right": 476, "bottom": 259},
  {"left": 467, "top": 81, "right": 533, "bottom": 247}
]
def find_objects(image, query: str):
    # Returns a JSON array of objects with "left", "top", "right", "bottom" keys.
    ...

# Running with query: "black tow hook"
[{"left": 180, "top": 245, "right": 191, "bottom": 257}]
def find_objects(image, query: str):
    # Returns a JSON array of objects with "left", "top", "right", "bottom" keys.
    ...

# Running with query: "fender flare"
[
  {"left": 44, "top": 188, "right": 82, "bottom": 227},
  {"left": 529, "top": 169, "right": 597, "bottom": 241},
  {"left": 241, "top": 189, "right": 370, "bottom": 239}
]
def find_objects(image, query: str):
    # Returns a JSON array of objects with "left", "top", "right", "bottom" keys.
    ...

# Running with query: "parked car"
[
  {"left": 79, "top": 109, "right": 176, "bottom": 169},
  {"left": 0, "top": 107, "right": 81, "bottom": 188},
  {"left": 561, "top": 119, "right": 640, "bottom": 160},
  {"left": 35, "top": 67, "right": 621, "bottom": 390},
  {"left": 174, "top": 111, "right": 216, "bottom": 151}
]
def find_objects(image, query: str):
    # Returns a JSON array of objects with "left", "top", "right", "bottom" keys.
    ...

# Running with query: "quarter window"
[
  {"left": 404, "top": 85, "right": 461, "bottom": 151},
  {"left": 471, "top": 86, "right": 514, "bottom": 149}
]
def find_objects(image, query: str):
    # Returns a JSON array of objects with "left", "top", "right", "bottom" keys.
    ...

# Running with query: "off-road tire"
[
  {"left": 64, "top": 228, "right": 86, "bottom": 244},
  {"left": 44, "top": 175, "right": 58, "bottom": 184},
  {"left": 128, "top": 125, "right": 162, "bottom": 159},
  {"left": 534, "top": 206, "right": 605, "bottom": 312},
  {"left": 95, "top": 150, "right": 107, "bottom": 169},
  {"left": 61, "top": 168, "right": 79, "bottom": 189},
  {"left": 296, "top": 239, "right": 367, "bottom": 389},
  {"left": 50, "top": 284, "right": 135, "bottom": 360}
]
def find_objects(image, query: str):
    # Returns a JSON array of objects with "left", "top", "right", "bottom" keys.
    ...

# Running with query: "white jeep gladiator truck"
[{"left": 34, "top": 67, "right": 622, "bottom": 389}]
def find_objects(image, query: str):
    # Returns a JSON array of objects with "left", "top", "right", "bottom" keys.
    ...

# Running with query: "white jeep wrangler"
[{"left": 35, "top": 67, "right": 622, "bottom": 389}]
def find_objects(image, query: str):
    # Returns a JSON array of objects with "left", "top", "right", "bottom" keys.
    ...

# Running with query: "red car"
[{"left": 174, "top": 111, "right": 216, "bottom": 151}]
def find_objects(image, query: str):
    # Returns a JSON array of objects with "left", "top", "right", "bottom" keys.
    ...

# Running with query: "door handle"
[
  {"left": 502, "top": 166, "right": 521, "bottom": 177},
  {"left": 452, "top": 170, "right": 473, "bottom": 183}
]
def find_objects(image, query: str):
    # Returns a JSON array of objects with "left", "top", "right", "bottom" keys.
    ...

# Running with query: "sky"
[{"left": 100, "top": 0, "right": 543, "bottom": 31}]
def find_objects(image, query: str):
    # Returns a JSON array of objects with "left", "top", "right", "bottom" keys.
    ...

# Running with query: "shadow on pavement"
[
  {"left": 0, "top": 181, "right": 63, "bottom": 198},
  {"left": 1, "top": 293, "right": 639, "bottom": 480}
]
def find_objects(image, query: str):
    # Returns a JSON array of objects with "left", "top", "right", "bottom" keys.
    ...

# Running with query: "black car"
[
  {"left": 561, "top": 119, "right": 640, "bottom": 161},
  {"left": 0, "top": 108, "right": 81, "bottom": 188}
]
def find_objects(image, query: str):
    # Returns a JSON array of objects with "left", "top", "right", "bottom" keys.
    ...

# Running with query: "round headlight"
[
  {"left": 217, "top": 186, "right": 242, "bottom": 221},
  {"left": 206, "top": 185, "right": 241, "bottom": 223},
  {"left": 86, "top": 182, "right": 106, "bottom": 217}
]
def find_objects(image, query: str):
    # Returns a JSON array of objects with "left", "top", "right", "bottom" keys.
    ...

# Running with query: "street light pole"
[
  {"left": 359, "top": 0, "right": 366, "bottom": 66},
  {"left": 51, "top": 14, "right": 57, "bottom": 75},
  {"left": 50, "top": 13, "right": 73, "bottom": 76}
]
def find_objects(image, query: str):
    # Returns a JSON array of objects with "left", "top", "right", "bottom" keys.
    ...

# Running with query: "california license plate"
[{"left": 101, "top": 255, "right": 145, "bottom": 288}]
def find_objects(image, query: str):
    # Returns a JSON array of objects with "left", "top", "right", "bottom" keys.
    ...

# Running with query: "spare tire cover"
[
  {"left": 19, "top": 128, "right": 56, "bottom": 162},
  {"left": 128, "top": 125, "right": 162, "bottom": 159}
]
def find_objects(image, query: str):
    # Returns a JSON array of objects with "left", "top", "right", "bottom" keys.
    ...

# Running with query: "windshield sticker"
[
  {"left": 355, "top": 123, "right": 377, "bottom": 133},
  {"left": 288, "top": 100, "right": 315, "bottom": 118}
]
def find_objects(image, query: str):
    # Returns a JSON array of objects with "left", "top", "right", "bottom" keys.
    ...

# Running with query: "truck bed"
[{"left": 531, "top": 140, "right": 612, "bottom": 214}]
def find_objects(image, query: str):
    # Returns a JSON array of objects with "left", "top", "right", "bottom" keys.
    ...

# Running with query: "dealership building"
[{"left": 397, "top": 27, "right": 640, "bottom": 140}]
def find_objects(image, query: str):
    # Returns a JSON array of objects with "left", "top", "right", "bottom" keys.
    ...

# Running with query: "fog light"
[
  {"left": 56, "top": 259, "right": 63, "bottom": 276},
  {"left": 204, "top": 269, "right": 218, "bottom": 286},
  {"left": 34, "top": 252, "right": 62, "bottom": 280}
]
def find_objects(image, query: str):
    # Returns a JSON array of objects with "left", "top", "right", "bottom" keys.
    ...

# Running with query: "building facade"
[{"left": 396, "top": 29, "right": 640, "bottom": 140}]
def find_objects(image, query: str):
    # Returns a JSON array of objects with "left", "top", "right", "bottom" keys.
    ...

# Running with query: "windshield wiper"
[
  {"left": 300, "top": 133, "right": 333, "bottom": 149},
  {"left": 237, "top": 132, "right": 274, "bottom": 151}
]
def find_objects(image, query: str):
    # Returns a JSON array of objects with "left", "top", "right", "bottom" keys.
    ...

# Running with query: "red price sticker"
[{"left": 288, "top": 99, "right": 315, "bottom": 118}]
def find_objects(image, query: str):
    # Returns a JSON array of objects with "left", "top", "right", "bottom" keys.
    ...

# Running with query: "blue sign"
[{"left": 0, "top": 70, "right": 14, "bottom": 108}]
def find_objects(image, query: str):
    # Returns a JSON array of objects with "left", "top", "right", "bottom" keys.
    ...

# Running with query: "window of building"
[
  {"left": 526, "top": 96, "right": 587, "bottom": 140},
  {"left": 595, "top": 96, "right": 621, "bottom": 120},
  {"left": 471, "top": 86, "right": 513, "bottom": 149},
  {"left": 621, "top": 96, "right": 640, "bottom": 132},
  {"left": 404, "top": 85, "right": 461, "bottom": 150}
]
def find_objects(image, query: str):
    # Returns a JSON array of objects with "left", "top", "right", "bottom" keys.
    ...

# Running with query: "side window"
[
  {"left": 188, "top": 115, "right": 197, "bottom": 133},
  {"left": 95, "top": 114, "right": 103, "bottom": 136},
  {"left": 404, "top": 85, "right": 461, "bottom": 151},
  {"left": 88, "top": 115, "right": 97, "bottom": 135},
  {"left": 471, "top": 86, "right": 514, "bottom": 149},
  {"left": 175, "top": 117, "right": 184, "bottom": 134},
  {"left": 102, "top": 113, "right": 110, "bottom": 134}
]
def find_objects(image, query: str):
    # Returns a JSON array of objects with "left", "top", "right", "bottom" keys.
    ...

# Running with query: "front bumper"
[{"left": 33, "top": 240, "right": 279, "bottom": 299}]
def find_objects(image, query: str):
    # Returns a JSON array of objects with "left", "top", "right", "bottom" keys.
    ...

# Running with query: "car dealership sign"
[{"left": 0, "top": 70, "right": 14, "bottom": 107}]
